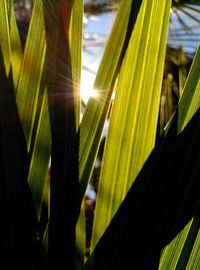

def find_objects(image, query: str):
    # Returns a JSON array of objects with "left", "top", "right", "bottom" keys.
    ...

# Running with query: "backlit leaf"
[{"left": 92, "top": 0, "right": 172, "bottom": 249}]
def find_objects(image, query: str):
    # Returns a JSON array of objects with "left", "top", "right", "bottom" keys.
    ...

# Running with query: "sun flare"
[{"left": 80, "top": 71, "right": 97, "bottom": 104}]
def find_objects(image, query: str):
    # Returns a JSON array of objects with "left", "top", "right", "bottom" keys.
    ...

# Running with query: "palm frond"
[{"left": 91, "top": 0, "right": 172, "bottom": 250}]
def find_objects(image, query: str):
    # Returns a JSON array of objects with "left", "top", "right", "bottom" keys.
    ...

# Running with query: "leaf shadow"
[{"left": 85, "top": 107, "right": 200, "bottom": 270}]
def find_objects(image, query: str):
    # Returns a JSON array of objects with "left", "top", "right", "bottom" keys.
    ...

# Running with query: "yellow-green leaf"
[
  {"left": 16, "top": 0, "right": 46, "bottom": 151},
  {"left": 69, "top": 0, "right": 83, "bottom": 128},
  {"left": 186, "top": 220, "right": 200, "bottom": 270},
  {"left": 159, "top": 220, "right": 194, "bottom": 270},
  {"left": 0, "top": 0, "right": 11, "bottom": 74},
  {"left": 79, "top": 0, "right": 133, "bottom": 200},
  {"left": 178, "top": 45, "right": 200, "bottom": 132},
  {"left": 10, "top": 7, "right": 23, "bottom": 89},
  {"left": 28, "top": 87, "right": 51, "bottom": 219},
  {"left": 91, "top": 0, "right": 172, "bottom": 249}
]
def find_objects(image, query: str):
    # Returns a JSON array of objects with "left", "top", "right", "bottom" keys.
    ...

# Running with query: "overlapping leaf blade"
[
  {"left": 69, "top": 0, "right": 83, "bottom": 128},
  {"left": 186, "top": 220, "right": 200, "bottom": 270},
  {"left": 28, "top": 86, "right": 51, "bottom": 219},
  {"left": 83, "top": 103, "right": 200, "bottom": 270},
  {"left": 159, "top": 219, "right": 195, "bottom": 269},
  {"left": 79, "top": 0, "right": 134, "bottom": 200},
  {"left": 0, "top": 0, "right": 199, "bottom": 268},
  {"left": 0, "top": 43, "right": 41, "bottom": 269},
  {"left": 0, "top": 0, "right": 11, "bottom": 74},
  {"left": 82, "top": 42, "right": 200, "bottom": 265},
  {"left": 178, "top": 44, "right": 200, "bottom": 131},
  {"left": 91, "top": 0, "right": 172, "bottom": 249},
  {"left": 11, "top": 0, "right": 51, "bottom": 227},
  {"left": 68, "top": 0, "right": 86, "bottom": 267},
  {"left": 10, "top": 6, "right": 23, "bottom": 89},
  {"left": 16, "top": 0, "right": 46, "bottom": 151},
  {"left": 158, "top": 44, "right": 200, "bottom": 270},
  {"left": 43, "top": 1, "right": 80, "bottom": 268}
]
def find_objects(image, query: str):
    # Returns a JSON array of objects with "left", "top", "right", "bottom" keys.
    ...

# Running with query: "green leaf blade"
[
  {"left": 158, "top": 44, "right": 200, "bottom": 270},
  {"left": 10, "top": 7, "right": 23, "bottom": 89},
  {"left": 79, "top": 0, "right": 133, "bottom": 200},
  {"left": 186, "top": 220, "right": 200, "bottom": 270},
  {"left": 178, "top": 45, "right": 200, "bottom": 132},
  {"left": 91, "top": 0, "right": 172, "bottom": 249},
  {"left": 16, "top": 0, "right": 46, "bottom": 151},
  {"left": 69, "top": 0, "right": 83, "bottom": 128},
  {"left": 0, "top": 0, "right": 11, "bottom": 74},
  {"left": 28, "top": 88, "right": 51, "bottom": 219}
]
